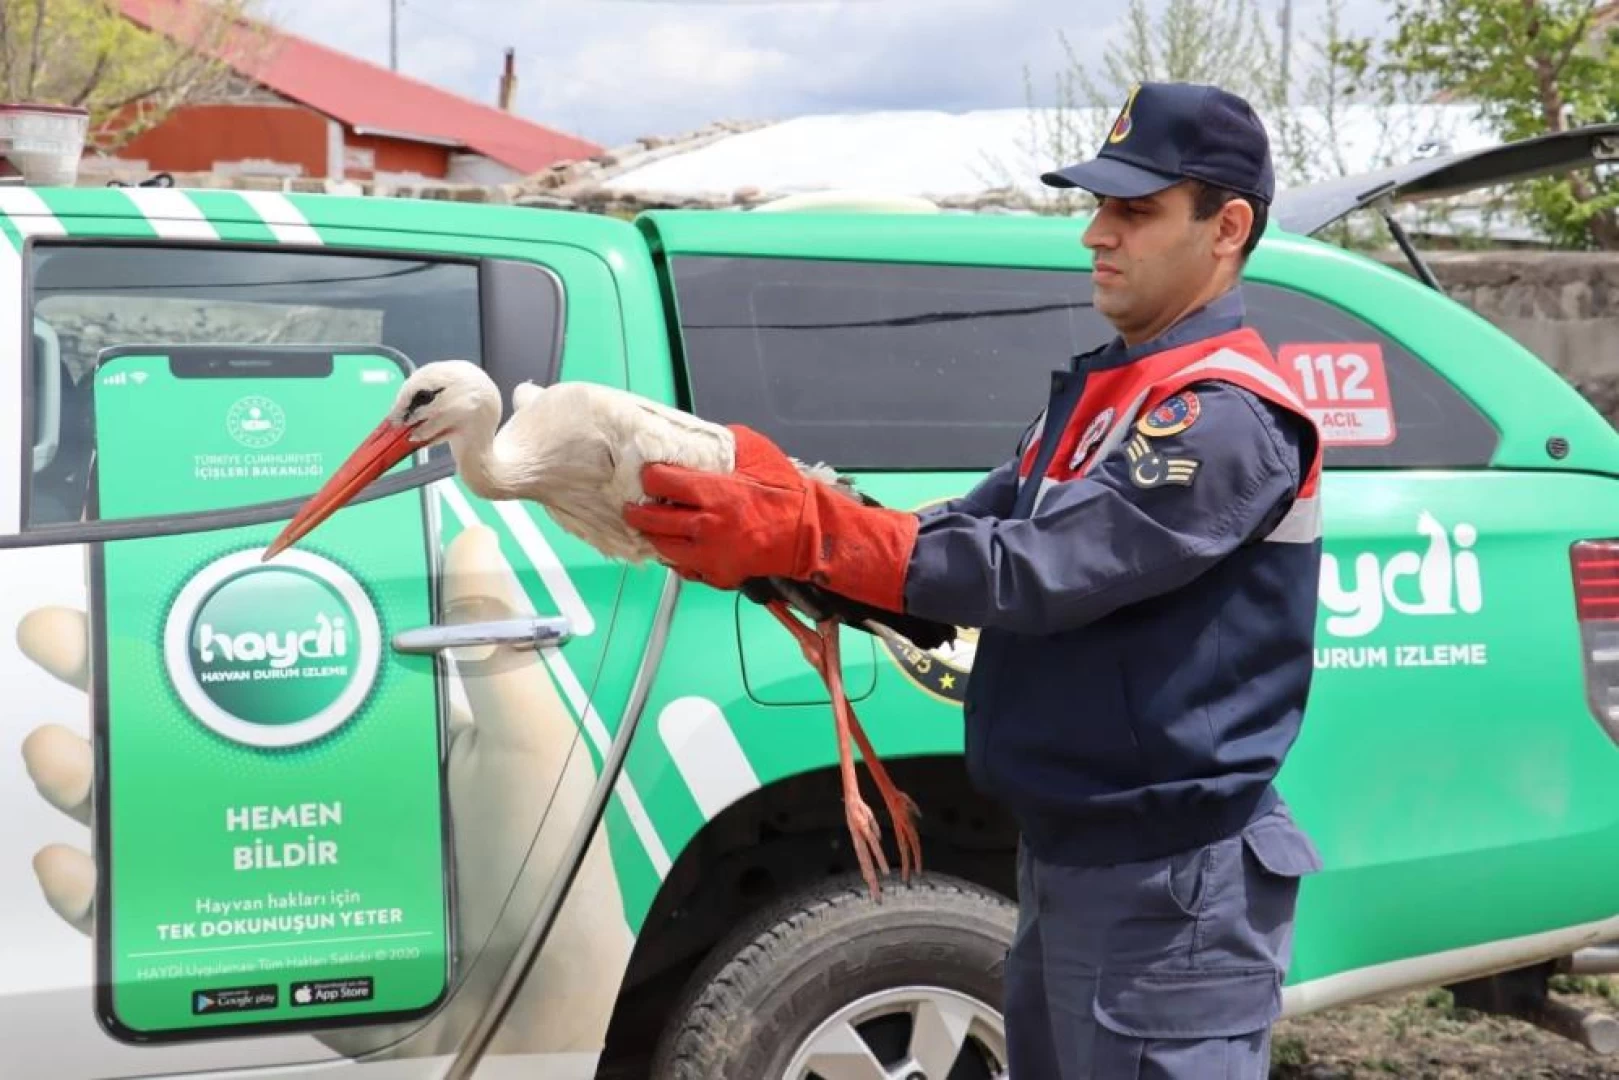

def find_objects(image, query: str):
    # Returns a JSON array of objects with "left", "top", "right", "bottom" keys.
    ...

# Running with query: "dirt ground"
[{"left": 1270, "top": 975, "right": 1619, "bottom": 1078}]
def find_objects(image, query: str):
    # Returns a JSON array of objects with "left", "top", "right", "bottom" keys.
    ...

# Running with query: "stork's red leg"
[
  {"left": 817, "top": 620, "right": 923, "bottom": 886},
  {"left": 763, "top": 600, "right": 827, "bottom": 668},
  {"left": 761, "top": 601, "right": 888, "bottom": 897},
  {"left": 813, "top": 617, "right": 890, "bottom": 899}
]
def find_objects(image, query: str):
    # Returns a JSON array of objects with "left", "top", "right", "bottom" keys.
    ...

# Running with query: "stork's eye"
[{"left": 409, "top": 387, "right": 442, "bottom": 411}]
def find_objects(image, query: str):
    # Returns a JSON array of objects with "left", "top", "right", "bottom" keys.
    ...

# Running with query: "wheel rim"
[{"left": 781, "top": 984, "right": 1009, "bottom": 1080}]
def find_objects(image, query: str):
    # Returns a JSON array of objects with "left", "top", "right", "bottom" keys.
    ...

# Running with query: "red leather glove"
[{"left": 622, "top": 425, "right": 919, "bottom": 613}]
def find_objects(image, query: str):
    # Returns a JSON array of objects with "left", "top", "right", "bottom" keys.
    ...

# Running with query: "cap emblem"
[{"left": 1108, "top": 85, "right": 1139, "bottom": 144}]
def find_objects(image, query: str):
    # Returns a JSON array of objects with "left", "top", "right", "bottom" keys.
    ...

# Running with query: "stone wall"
[{"left": 1374, "top": 251, "right": 1619, "bottom": 423}]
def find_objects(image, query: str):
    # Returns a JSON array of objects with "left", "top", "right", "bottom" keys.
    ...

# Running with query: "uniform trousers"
[{"left": 1004, "top": 800, "right": 1322, "bottom": 1079}]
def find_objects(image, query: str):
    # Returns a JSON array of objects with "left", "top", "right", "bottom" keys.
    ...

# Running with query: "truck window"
[
  {"left": 1243, "top": 282, "right": 1500, "bottom": 468},
  {"left": 668, "top": 255, "right": 1109, "bottom": 470},
  {"left": 24, "top": 243, "right": 484, "bottom": 528},
  {"left": 668, "top": 255, "right": 1498, "bottom": 473}
]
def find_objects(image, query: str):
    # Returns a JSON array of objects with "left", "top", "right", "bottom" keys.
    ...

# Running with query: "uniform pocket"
[
  {"left": 1092, "top": 967, "right": 1281, "bottom": 1039},
  {"left": 1241, "top": 812, "right": 1324, "bottom": 881},
  {"left": 1164, "top": 845, "right": 1210, "bottom": 919},
  {"left": 1236, "top": 809, "right": 1321, "bottom": 962}
]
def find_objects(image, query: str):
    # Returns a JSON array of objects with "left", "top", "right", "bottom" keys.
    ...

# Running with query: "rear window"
[
  {"left": 670, "top": 255, "right": 1498, "bottom": 472},
  {"left": 1244, "top": 283, "right": 1498, "bottom": 468},
  {"left": 669, "top": 255, "right": 1100, "bottom": 470}
]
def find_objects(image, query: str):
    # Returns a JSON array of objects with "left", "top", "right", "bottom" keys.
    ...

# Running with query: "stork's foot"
[
  {"left": 842, "top": 702, "right": 923, "bottom": 884},
  {"left": 874, "top": 776, "right": 922, "bottom": 884},
  {"left": 843, "top": 789, "right": 890, "bottom": 902},
  {"left": 763, "top": 599, "right": 925, "bottom": 897}
]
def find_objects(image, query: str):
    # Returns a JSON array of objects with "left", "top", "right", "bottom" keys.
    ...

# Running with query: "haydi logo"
[
  {"left": 165, "top": 549, "right": 381, "bottom": 749},
  {"left": 196, "top": 612, "right": 350, "bottom": 672},
  {"left": 1320, "top": 511, "right": 1482, "bottom": 638}
]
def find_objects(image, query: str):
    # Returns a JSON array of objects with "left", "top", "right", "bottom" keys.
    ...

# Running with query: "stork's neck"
[{"left": 445, "top": 406, "right": 524, "bottom": 501}]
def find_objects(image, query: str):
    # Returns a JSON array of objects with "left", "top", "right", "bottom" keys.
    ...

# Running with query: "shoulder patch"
[
  {"left": 1137, "top": 390, "right": 1201, "bottom": 437},
  {"left": 1125, "top": 433, "right": 1200, "bottom": 488}
]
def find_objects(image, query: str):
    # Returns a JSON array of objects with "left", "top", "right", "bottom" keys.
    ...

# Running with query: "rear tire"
[{"left": 649, "top": 872, "right": 1016, "bottom": 1079}]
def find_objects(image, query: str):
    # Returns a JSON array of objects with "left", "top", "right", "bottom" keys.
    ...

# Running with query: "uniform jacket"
[{"left": 901, "top": 289, "right": 1324, "bottom": 867}]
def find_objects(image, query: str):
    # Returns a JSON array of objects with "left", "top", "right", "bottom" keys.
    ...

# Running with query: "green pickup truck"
[{"left": 5, "top": 125, "right": 1619, "bottom": 1080}]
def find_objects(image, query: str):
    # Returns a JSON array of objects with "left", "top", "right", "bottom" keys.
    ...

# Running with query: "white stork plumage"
[{"left": 263, "top": 360, "right": 951, "bottom": 898}]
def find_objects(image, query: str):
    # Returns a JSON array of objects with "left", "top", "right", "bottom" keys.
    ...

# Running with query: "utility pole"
[
  {"left": 389, "top": 0, "right": 399, "bottom": 71},
  {"left": 1278, "top": 0, "right": 1293, "bottom": 102}
]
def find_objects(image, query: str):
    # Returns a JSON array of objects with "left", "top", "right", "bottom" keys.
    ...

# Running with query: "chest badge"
[
  {"left": 1125, "top": 434, "right": 1200, "bottom": 488},
  {"left": 1137, "top": 390, "right": 1201, "bottom": 437},
  {"left": 1069, "top": 407, "right": 1114, "bottom": 470}
]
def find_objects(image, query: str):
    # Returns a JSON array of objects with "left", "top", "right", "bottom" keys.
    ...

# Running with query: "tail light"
[{"left": 1572, "top": 539, "right": 1619, "bottom": 742}]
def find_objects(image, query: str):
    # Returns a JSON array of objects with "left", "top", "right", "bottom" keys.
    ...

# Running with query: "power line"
[{"left": 394, "top": 0, "right": 514, "bottom": 55}]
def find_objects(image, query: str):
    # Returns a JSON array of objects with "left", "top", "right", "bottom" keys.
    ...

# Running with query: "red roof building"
[{"left": 109, "top": 0, "right": 601, "bottom": 184}]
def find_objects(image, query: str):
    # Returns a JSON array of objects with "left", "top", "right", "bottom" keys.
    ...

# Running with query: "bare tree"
[
  {"left": 992, "top": 0, "right": 1292, "bottom": 213},
  {"left": 990, "top": 0, "right": 1470, "bottom": 248},
  {"left": 0, "top": 0, "right": 277, "bottom": 153}
]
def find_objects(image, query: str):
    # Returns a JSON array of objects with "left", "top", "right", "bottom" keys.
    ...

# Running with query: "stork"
[{"left": 262, "top": 360, "right": 953, "bottom": 898}]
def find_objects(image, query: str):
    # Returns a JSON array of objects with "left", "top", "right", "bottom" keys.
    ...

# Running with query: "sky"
[{"left": 254, "top": 0, "right": 1395, "bottom": 149}]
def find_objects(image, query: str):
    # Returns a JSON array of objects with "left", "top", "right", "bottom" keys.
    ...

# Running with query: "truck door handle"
[{"left": 391, "top": 616, "right": 573, "bottom": 654}]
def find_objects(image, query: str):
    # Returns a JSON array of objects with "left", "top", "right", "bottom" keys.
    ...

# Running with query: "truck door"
[{"left": 0, "top": 191, "right": 663, "bottom": 1079}]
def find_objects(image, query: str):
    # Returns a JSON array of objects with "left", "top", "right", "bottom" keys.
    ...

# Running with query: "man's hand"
[
  {"left": 625, "top": 424, "right": 920, "bottom": 612},
  {"left": 18, "top": 525, "right": 634, "bottom": 1060}
]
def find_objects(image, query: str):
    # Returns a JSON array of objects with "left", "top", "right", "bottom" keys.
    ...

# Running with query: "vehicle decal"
[
  {"left": 117, "top": 186, "right": 220, "bottom": 241},
  {"left": 489, "top": 499, "right": 597, "bottom": 637},
  {"left": 0, "top": 188, "right": 770, "bottom": 1032},
  {"left": 656, "top": 695, "right": 760, "bottom": 820},
  {"left": 1279, "top": 342, "right": 1397, "bottom": 447},
  {"left": 232, "top": 190, "right": 323, "bottom": 246},
  {"left": 1316, "top": 510, "right": 1487, "bottom": 670},
  {"left": 432, "top": 478, "right": 673, "bottom": 879},
  {"left": 206, "top": 189, "right": 685, "bottom": 907},
  {"left": 883, "top": 626, "right": 978, "bottom": 704},
  {"left": 0, "top": 204, "right": 24, "bottom": 535},
  {"left": 0, "top": 187, "right": 686, "bottom": 923},
  {"left": 0, "top": 187, "right": 67, "bottom": 535}
]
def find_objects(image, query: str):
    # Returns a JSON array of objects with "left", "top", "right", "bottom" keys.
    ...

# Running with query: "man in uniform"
[{"left": 624, "top": 80, "right": 1326, "bottom": 1079}]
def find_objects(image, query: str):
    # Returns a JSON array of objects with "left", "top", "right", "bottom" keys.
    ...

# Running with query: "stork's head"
[
  {"left": 385, "top": 359, "right": 500, "bottom": 444},
  {"left": 261, "top": 360, "right": 497, "bottom": 560}
]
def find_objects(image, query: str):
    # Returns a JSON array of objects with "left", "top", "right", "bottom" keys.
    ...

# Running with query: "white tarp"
[{"left": 604, "top": 104, "right": 1501, "bottom": 201}]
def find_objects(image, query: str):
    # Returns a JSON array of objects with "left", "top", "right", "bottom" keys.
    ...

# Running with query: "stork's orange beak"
[{"left": 262, "top": 417, "right": 418, "bottom": 561}]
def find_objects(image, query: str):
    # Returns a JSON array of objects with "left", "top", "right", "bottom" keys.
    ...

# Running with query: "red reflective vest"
[{"left": 1016, "top": 325, "right": 1322, "bottom": 545}]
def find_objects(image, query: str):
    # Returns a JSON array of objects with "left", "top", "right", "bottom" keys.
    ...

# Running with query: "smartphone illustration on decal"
[{"left": 85, "top": 344, "right": 454, "bottom": 1043}]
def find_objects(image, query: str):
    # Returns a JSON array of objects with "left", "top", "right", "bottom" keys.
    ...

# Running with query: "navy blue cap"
[{"left": 1041, "top": 81, "right": 1275, "bottom": 204}]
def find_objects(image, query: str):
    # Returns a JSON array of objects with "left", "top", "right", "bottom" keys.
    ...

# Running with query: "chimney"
[{"left": 498, "top": 48, "right": 516, "bottom": 111}]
